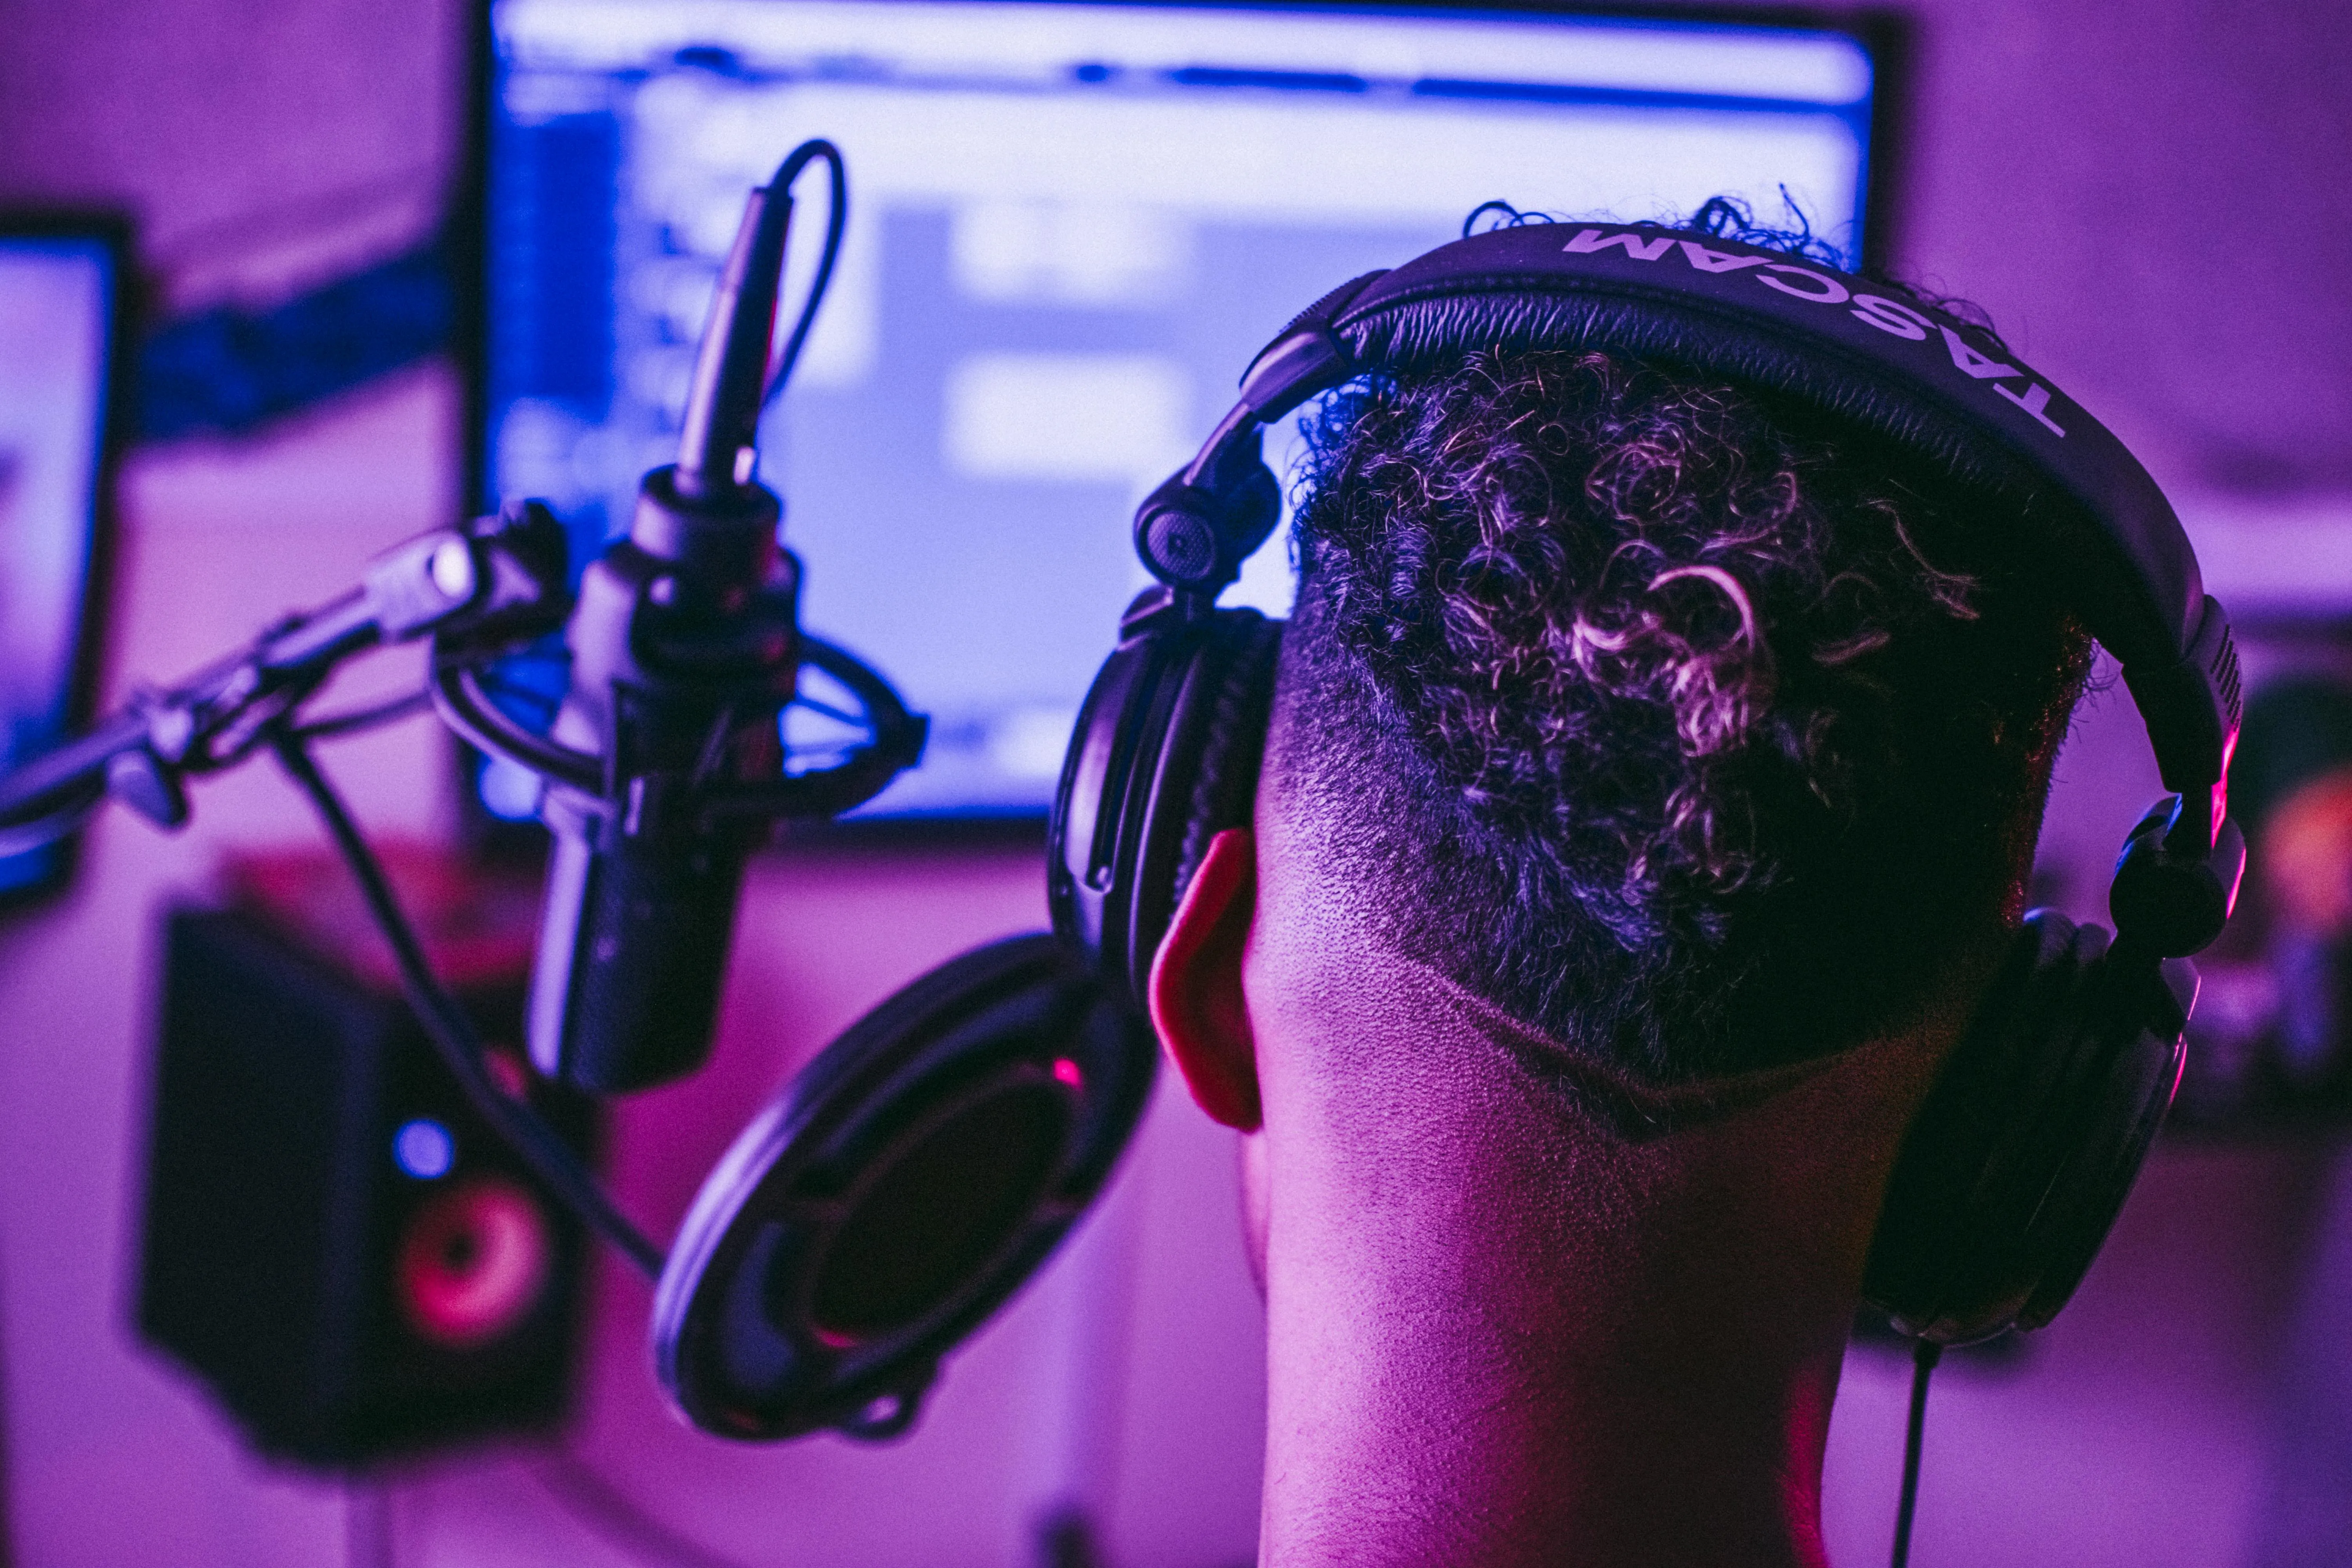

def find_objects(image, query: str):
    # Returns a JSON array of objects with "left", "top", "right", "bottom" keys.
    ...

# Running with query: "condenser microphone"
[{"left": 526, "top": 165, "right": 806, "bottom": 1093}]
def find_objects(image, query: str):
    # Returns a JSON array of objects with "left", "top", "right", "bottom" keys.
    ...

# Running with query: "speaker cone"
[{"left": 398, "top": 1175, "right": 554, "bottom": 1349}]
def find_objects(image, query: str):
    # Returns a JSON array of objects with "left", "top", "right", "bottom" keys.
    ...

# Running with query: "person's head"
[
  {"left": 1149, "top": 225, "right": 2095, "bottom": 1261},
  {"left": 1272, "top": 342, "right": 2092, "bottom": 1087}
]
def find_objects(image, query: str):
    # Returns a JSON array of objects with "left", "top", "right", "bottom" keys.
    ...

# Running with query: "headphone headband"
[{"left": 1136, "top": 223, "right": 2240, "bottom": 850}]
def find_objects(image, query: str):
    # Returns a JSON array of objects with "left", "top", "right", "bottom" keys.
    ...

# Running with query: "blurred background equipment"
[
  {"left": 467, "top": 0, "right": 1893, "bottom": 824},
  {"left": 0, "top": 213, "right": 129, "bottom": 907},
  {"left": 2174, "top": 674, "right": 2352, "bottom": 1127},
  {"left": 136, "top": 848, "right": 596, "bottom": 1465},
  {"left": 2220, "top": 671, "right": 2352, "bottom": 1566}
]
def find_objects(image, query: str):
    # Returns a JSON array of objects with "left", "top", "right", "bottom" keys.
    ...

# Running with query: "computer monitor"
[
  {"left": 0, "top": 217, "right": 127, "bottom": 900},
  {"left": 476, "top": 0, "right": 1891, "bottom": 820}
]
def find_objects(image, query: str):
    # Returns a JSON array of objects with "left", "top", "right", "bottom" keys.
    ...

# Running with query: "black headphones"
[{"left": 653, "top": 220, "right": 2248, "bottom": 1440}]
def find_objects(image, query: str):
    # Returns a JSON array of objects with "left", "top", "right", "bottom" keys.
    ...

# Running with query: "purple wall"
[{"left": 1, "top": 2, "right": 2349, "bottom": 1564}]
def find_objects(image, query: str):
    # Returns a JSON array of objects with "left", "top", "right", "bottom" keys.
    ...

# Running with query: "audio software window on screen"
[{"left": 486, "top": 0, "right": 1875, "bottom": 817}]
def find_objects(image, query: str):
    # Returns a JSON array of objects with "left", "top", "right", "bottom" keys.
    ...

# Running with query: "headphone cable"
[
  {"left": 1890, "top": 1335, "right": 1942, "bottom": 1568},
  {"left": 760, "top": 138, "right": 848, "bottom": 408}
]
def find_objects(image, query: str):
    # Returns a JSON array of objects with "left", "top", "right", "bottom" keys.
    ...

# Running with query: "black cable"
[
  {"left": 1890, "top": 1336, "right": 1942, "bottom": 1568},
  {"left": 293, "top": 687, "right": 434, "bottom": 740},
  {"left": 268, "top": 728, "right": 666, "bottom": 1278},
  {"left": 762, "top": 139, "right": 848, "bottom": 405},
  {"left": 788, "top": 690, "right": 866, "bottom": 728}
]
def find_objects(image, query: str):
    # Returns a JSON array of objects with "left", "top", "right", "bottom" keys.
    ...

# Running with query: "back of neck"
[{"left": 1252, "top": 969, "right": 1936, "bottom": 1568}]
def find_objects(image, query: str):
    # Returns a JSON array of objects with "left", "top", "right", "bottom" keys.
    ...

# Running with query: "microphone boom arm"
[{"left": 0, "top": 499, "right": 573, "bottom": 840}]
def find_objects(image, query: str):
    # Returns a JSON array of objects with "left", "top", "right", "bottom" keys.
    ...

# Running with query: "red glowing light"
[
  {"left": 483, "top": 1046, "right": 531, "bottom": 1100},
  {"left": 397, "top": 1176, "right": 552, "bottom": 1347},
  {"left": 1051, "top": 1058, "right": 1083, "bottom": 1090}
]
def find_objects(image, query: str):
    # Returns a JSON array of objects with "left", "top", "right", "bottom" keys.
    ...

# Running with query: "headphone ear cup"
[
  {"left": 1866, "top": 912, "right": 2082, "bottom": 1342},
  {"left": 1865, "top": 909, "right": 2189, "bottom": 1344},
  {"left": 2011, "top": 943, "right": 2195, "bottom": 1328},
  {"left": 1049, "top": 610, "right": 1281, "bottom": 1010},
  {"left": 1162, "top": 615, "right": 1283, "bottom": 941}
]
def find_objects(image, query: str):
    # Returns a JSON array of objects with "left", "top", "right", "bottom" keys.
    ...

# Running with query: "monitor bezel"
[
  {"left": 0, "top": 210, "right": 136, "bottom": 909},
  {"left": 452, "top": 0, "right": 1910, "bottom": 849}
]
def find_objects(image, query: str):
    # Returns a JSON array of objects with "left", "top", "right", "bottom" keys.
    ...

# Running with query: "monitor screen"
[
  {"left": 0, "top": 227, "right": 120, "bottom": 896},
  {"left": 481, "top": 0, "right": 1881, "bottom": 818}
]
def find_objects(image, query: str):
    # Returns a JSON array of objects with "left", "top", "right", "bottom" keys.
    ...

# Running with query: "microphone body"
[
  {"left": 528, "top": 471, "right": 799, "bottom": 1092},
  {"left": 511, "top": 145, "right": 914, "bottom": 1097},
  {"left": 528, "top": 174, "right": 804, "bottom": 1093}
]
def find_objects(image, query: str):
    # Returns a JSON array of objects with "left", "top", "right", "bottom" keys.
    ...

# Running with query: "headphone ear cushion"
[
  {"left": 1867, "top": 911, "right": 2091, "bottom": 1341},
  {"left": 1866, "top": 910, "right": 2190, "bottom": 1344},
  {"left": 1049, "top": 610, "right": 1280, "bottom": 1010},
  {"left": 2011, "top": 944, "right": 2194, "bottom": 1328},
  {"left": 1122, "top": 612, "right": 1281, "bottom": 1005},
  {"left": 1168, "top": 615, "right": 1283, "bottom": 919}
]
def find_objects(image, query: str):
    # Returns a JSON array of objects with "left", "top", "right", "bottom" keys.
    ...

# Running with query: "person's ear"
[{"left": 1148, "top": 827, "right": 1262, "bottom": 1132}]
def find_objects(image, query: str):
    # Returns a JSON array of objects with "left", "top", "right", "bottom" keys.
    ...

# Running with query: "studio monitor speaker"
[{"left": 136, "top": 858, "right": 595, "bottom": 1467}]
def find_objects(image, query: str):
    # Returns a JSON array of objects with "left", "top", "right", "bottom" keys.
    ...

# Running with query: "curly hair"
[{"left": 1271, "top": 294, "right": 2092, "bottom": 1087}]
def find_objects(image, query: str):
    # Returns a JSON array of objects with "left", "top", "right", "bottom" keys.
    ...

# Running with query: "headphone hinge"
[
  {"left": 2109, "top": 795, "right": 2247, "bottom": 958},
  {"left": 1116, "top": 584, "right": 1210, "bottom": 645}
]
